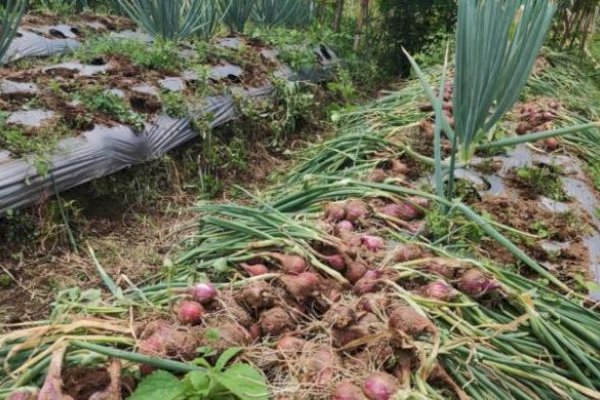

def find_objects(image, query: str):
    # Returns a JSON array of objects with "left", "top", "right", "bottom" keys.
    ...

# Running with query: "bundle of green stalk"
[
  {"left": 524, "top": 50, "right": 600, "bottom": 161},
  {"left": 287, "top": 74, "right": 431, "bottom": 183}
]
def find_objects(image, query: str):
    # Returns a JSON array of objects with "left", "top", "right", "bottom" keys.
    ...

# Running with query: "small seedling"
[
  {"left": 513, "top": 165, "right": 569, "bottom": 202},
  {"left": 161, "top": 91, "right": 188, "bottom": 118},
  {"left": 0, "top": 274, "right": 12, "bottom": 289},
  {"left": 78, "top": 87, "right": 145, "bottom": 130}
]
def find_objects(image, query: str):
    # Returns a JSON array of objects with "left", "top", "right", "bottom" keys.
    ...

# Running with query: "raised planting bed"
[{"left": 0, "top": 12, "right": 338, "bottom": 213}]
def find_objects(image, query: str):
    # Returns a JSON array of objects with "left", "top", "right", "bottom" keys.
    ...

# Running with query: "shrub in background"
[{"left": 374, "top": 0, "right": 456, "bottom": 75}]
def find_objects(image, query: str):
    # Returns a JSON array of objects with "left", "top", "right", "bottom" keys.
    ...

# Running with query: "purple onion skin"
[
  {"left": 7, "top": 391, "right": 38, "bottom": 400},
  {"left": 177, "top": 301, "right": 205, "bottom": 325},
  {"left": 336, "top": 220, "right": 354, "bottom": 232},
  {"left": 325, "top": 254, "right": 346, "bottom": 271},
  {"left": 353, "top": 270, "right": 383, "bottom": 295},
  {"left": 334, "top": 381, "right": 366, "bottom": 400},
  {"left": 190, "top": 282, "right": 218, "bottom": 304},
  {"left": 326, "top": 203, "right": 346, "bottom": 222},
  {"left": 345, "top": 200, "right": 369, "bottom": 223},
  {"left": 459, "top": 269, "right": 502, "bottom": 297},
  {"left": 380, "top": 203, "right": 420, "bottom": 221},
  {"left": 420, "top": 280, "right": 457, "bottom": 301},
  {"left": 241, "top": 263, "right": 270, "bottom": 276},
  {"left": 363, "top": 372, "right": 399, "bottom": 400},
  {"left": 361, "top": 235, "right": 385, "bottom": 252}
]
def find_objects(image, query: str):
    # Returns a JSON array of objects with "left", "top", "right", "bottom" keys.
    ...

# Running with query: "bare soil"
[
  {"left": 477, "top": 193, "right": 592, "bottom": 282},
  {"left": 63, "top": 367, "right": 111, "bottom": 400}
]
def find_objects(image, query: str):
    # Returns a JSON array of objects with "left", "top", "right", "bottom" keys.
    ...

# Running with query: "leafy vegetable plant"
[{"left": 129, "top": 348, "right": 268, "bottom": 400}]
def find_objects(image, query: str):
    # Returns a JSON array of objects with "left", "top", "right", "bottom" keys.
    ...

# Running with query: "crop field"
[{"left": 2, "top": 1, "right": 600, "bottom": 400}]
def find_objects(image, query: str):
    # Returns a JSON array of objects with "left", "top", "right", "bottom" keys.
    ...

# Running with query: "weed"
[
  {"left": 531, "top": 221, "right": 550, "bottom": 239},
  {"left": 88, "top": 155, "right": 176, "bottom": 205},
  {"left": 76, "top": 37, "right": 182, "bottom": 72},
  {"left": 0, "top": 125, "right": 38, "bottom": 156},
  {"left": 161, "top": 91, "right": 188, "bottom": 118},
  {"left": 0, "top": 209, "right": 40, "bottom": 248},
  {"left": 77, "top": 87, "right": 145, "bottom": 130},
  {"left": 447, "top": 179, "right": 481, "bottom": 204},
  {"left": 252, "top": 27, "right": 317, "bottom": 70},
  {"left": 272, "top": 79, "right": 314, "bottom": 136},
  {"left": 0, "top": 113, "right": 71, "bottom": 173},
  {"left": 426, "top": 203, "right": 485, "bottom": 245},
  {"left": 198, "top": 173, "right": 224, "bottom": 199},
  {"left": 188, "top": 65, "right": 211, "bottom": 97},
  {"left": 513, "top": 165, "right": 569, "bottom": 202},
  {"left": 473, "top": 158, "right": 501, "bottom": 175},
  {"left": 195, "top": 41, "right": 241, "bottom": 65},
  {"left": 276, "top": 45, "right": 315, "bottom": 71},
  {"left": 586, "top": 162, "right": 600, "bottom": 191},
  {"left": 0, "top": 274, "right": 11, "bottom": 289},
  {"left": 327, "top": 68, "right": 357, "bottom": 104},
  {"left": 33, "top": 0, "right": 79, "bottom": 14}
]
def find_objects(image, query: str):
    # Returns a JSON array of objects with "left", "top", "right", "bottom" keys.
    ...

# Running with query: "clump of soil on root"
[{"left": 63, "top": 367, "right": 111, "bottom": 400}]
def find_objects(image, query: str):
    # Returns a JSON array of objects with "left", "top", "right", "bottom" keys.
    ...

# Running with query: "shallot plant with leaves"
[
  {"left": 220, "top": 0, "right": 256, "bottom": 33},
  {"left": 404, "top": 0, "right": 599, "bottom": 201},
  {"left": 254, "top": 0, "right": 312, "bottom": 28},
  {"left": 0, "top": 0, "right": 27, "bottom": 64},
  {"left": 118, "top": 0, "right": 217, "bottom": 41}
]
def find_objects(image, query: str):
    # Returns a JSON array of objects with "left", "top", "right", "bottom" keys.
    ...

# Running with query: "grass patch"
[
  {"left": 0, "top": 113, "right": 72, "bottom": 172},
  {"left": 512, "top": 165, "right": 570, "bottom": 201},
  {"left": 76, "top": 37, "right": 183, "bottom": 72},
  {"left": 585, "top": 162, "right": 600, "bottom": 191},
  {"left": 76, "top": 87, "right": 145, "bottom": 130},
  {"left": 161, "top": 90, "right": 188, "bottom": 118}
]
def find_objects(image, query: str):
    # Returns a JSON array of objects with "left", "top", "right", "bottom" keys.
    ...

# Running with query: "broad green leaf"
[
  {"left": 184, "top": 370, "right": 211, "bottom": 393},
  {"left": 214, "top": 364, "right": 269, "bottom": 400},
  {"left": 215, "top": 347, "right": 243, "bottom": 371},
  {"left": 129, "top": 371, "right": 185, "bottom": 400}
]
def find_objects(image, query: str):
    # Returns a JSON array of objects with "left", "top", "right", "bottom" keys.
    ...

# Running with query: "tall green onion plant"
[
  {"left": 220, "top": 0, "right": 256, "bottom": 33},
  {"left": 118, "top": 0, "right": 215, "bottom": 41},
  {"left": 0, "top": 0, "right": 27, "bottom": 64},
  {"left": 196, "top": 0, "right": 226, "bottom": 39},
  {"left": 404, "top": 0, "right": 598, "bottom": 201},
  {"left": 254, "top": 0, "right": 312, "bottom": 28}
]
